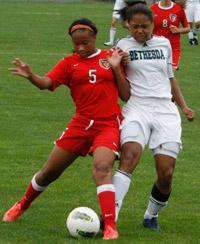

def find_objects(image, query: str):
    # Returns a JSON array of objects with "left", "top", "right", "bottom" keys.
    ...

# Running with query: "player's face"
[
  {"left": 71, "top": 30, "right": 96, "bottom": 58},
  {"left": 129, "top": 14, "right": 153, "bottom": 43}
]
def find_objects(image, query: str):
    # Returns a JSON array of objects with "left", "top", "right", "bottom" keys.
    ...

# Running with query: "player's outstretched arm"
[
  {"left": 8, "top": 58, "right": 52, "bottom": 90},
  {"left": 170, "top": 77, "right": 195, "bottom": 121}
]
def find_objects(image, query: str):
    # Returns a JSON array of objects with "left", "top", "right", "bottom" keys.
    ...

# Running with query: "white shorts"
[
  {"left": 121, "top": 97, "right": 182, "bottom": 150},
  {"left": 185, "top": 1, "right": 200, "bottom": 23},
  {"left": 112, "top": 0, "right": 127, "bottom": 19}
]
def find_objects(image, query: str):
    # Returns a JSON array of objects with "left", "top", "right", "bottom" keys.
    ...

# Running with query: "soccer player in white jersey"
[
  {"left": 104, "top": 0, "right": 146, "bottom": 46},
  {"left": 185, "top": 0, "right": 200, "bottom": 45},
  {"left": 104, "top": 0, "right": 127, "bottom": 46},
  {"left": 107, "top": 4, "right": 195, "bottom": 230}
]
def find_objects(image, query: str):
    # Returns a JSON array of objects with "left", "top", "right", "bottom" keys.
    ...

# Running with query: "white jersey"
[{"left": 117, "top": 35, "right": 174, "bottom": 99}]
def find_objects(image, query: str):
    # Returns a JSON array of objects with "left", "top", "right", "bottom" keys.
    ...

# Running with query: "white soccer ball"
[{"left": 66, "top": 207, "right": 100, "bottom": 238}]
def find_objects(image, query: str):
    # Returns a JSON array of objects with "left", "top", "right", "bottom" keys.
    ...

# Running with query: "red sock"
[
  {"left": 97, "top": 185, "right": 116, "bottom": 229},
  {"left": 19, "top": 182, "right": 43, "bottom": 210}
]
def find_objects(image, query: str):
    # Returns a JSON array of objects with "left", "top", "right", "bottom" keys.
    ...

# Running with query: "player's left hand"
[
  {"left": 169, "top": 25, "right": 179, "bottom": 34},
  {"left": 121, "top": 52, "right": 129, "bottom": 66},
  {"left": 107, "top": 47, "right": 123, "bottom": 69},
  {"left": 115, "top": 47, "right": 129, "bottom": 65},
  {"left": 182, "top": 107, "right": 195, "bottom": 121}
]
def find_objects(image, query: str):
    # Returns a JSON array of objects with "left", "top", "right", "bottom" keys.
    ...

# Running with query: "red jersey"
[
  {"left": 151, "top": 2, "right": 188, "bottom": 47},
  {"left": 46, "top": 49, "right": 121, "bottom": 119}
]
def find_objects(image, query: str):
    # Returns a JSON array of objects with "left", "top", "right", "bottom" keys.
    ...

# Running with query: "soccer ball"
[{"left": 66, "top": 207, "right": 100, "bottom": 238}]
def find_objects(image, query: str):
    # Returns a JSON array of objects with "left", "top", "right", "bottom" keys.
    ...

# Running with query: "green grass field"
[{"left": 0, "top": 1, "right": 200, "bottom": 243}]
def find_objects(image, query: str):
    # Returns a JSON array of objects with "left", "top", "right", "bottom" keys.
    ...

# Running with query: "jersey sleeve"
[
  {"left": 179, "top": 8, "right": 188, "bottom": 27},
  {"left": 116, "top": 39, "right": 125, "bottom": 51},
  {"left": 166, "top": 40, "right": 174, "bottom": 78},
  {"left": 46, "top": 58, "right": 70, "bottom": 91},
  {"left": 150, "top": 4, "right": 155, "bottom": 11}
]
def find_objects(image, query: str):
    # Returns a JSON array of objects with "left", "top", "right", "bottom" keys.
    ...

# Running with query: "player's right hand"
[
  {"left": 182, "top": 107, "right": 195, "bottom": 122},
  {"left": 8, "top": 58, "right": 32, "bottom": 78}
]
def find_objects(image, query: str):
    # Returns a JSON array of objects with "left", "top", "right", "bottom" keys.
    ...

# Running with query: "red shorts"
[
  {"left": 55, "top": 114, "right": 121, "bottom": 156},
  {"left": 171, "top": 46, "right": 181, "bottom": 70}
]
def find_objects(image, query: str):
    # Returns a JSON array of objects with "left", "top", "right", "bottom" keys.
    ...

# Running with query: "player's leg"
[
  {"left": 143, "top": 142, "right": 180, "bottom": 230},
  {"left": 193, "top": 5, "right": 200, "bottom": 45},
  {"left": 2, "top": 145, "right": 78, "bottom": 222},
  {"left": 104, "top": 0, "right": 126, "bottom": 46},
  {"left": 92, "top": 146, "right": 118, "bottom": 240},
  {"left": 104, "top": 17, "right": 118, "bottom": 46},
  {"left": 193, "top": 23, "right": 200, "bottom": 45},
  {"left": 113, "top": 121, "right": 145, "bottom": 222},
  {"left": 91, "top": 118, "right": 121, "bottom": 240},
  {"left": 188, "top": 22, "right": 195, "bottom": 45},
  {"left": 185, "top": 4, "right": 195, "bottom": 45},
  {"left": 192, "top": 2, "right": 200, "bottom": 45}
]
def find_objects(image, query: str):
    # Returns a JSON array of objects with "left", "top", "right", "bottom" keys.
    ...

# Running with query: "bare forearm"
[
  {"left": 170, "top": 77, "right": 187, "bottom": 110},
  {"left": 8, "top": 58, "right": 52, "bottom": 90},
  {"left": 179, "top": 26, "right": 190, "bottom": 34},
  {"left": 112, "top": 66, "right": 130, "bottom": 102},
  {"left": 27, "top": 73, "right": 52, "bottom": 90},
  {"left": 170, "top": 78, "right": 195, "bottom": 121}
]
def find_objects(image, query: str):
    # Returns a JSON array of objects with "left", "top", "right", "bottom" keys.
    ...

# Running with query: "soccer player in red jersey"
[
  {"left": 151, "top": 0, "right": 190, "bottom": 70},
  {"left": 2, "top": 18, "right": 128, "bottom": 240}
]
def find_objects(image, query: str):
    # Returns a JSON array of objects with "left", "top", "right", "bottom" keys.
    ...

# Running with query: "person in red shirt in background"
[
  {"left": 2, "top": 18, "right": 128, "bottom": 240},
  {"left": 151, "top": 0, "right": 190, "bottom": 70}
]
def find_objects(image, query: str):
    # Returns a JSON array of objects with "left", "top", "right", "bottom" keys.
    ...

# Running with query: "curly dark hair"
[{"left": 125, "top": 3, "right": 153, "bottom": 22}]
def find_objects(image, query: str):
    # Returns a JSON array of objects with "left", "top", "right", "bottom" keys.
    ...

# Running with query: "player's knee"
[
  {"left": 160, "top": 168, "right": 173, "bottom": 182},
  {"left": 122, "top": 147, "right": 140, "bottom": 163},
  {"left": 93, "top": 161, "right": 112, "bottom": 179},
  {"left": 158, "top": 167, "right": 174, "bottom": 189},
  {"left": 120, "top": 146, "right": 140, "bottom": 173},
  {"left": 120, "top": 121, "right": 145, "bottom": 165}
]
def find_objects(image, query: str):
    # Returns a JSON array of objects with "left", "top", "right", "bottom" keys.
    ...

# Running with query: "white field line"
[
  {"left": 0, "top": 51, "right": 67, "bottom": 56},
  {"left": 21, "top": 11, "right": 63, "bottom": 15}
]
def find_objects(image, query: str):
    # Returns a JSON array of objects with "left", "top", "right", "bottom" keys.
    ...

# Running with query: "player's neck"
[{"left": 160, "top": 0, "right": 173, "bottom": 7}]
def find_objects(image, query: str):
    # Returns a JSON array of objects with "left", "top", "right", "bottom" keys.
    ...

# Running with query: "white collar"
[
  {"left": 87, "top": 49, "right": 101, "bottom": 58},
  {"left": 158, "top": 1, "right": 174, "bottom": 10}
]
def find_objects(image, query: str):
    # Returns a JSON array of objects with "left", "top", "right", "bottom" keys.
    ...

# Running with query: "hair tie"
[{"left": 71, "top": 24, "right": 94, "bottom": 34}]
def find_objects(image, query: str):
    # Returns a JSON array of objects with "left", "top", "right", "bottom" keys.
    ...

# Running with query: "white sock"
[
  {"left": 109, "top": 27, "right": 117, "bottom": 44},
  {"left": 113, "top": 169, "right": 131, "bottom": 222},
  {"left": 144, "top": 196, "right": 167, "bottom": 219},
  {"left": 188, "top": 31, "right": 194, "bottom": 40},
  {"left": 96, "top": 184, "right": 115, "bottom": 194},
  {"left": 31, "top": 174, "right": 47, "bottom": 191}
]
